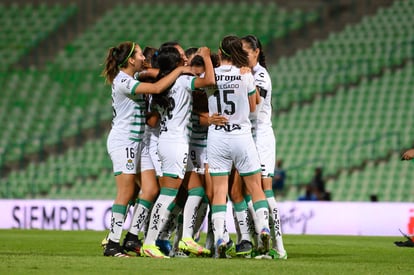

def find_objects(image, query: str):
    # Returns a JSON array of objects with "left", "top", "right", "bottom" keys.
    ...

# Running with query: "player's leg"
[
  {"left": 210, "top": 174, "right": 229, "bottom": 258},
  {"left": 258, "top": 132, "right": 287, "bottom": 259},
  {"left": 179, "top": 170, "right": 210, "bottom": 256},
  {"left": 141, "top": 141, "right": 187, "bottom": 258},
  {"left": 104, "top": 145, "right": 140, "bottom": 257},
  {"left": 262, "top": 177, "right": 287, "bottom": 259},
  {"left": 234, "top": 135, "right": 270, "bottom": 254},
  {"left": 229, "top": 169, "right": 253, "bottom": 257},
  {"left": 123, "top": 169, "right": 159, "bottom": 255}
]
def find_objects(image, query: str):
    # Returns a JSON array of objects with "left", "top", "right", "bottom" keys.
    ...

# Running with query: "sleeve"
[
  {"left": 118, "top": 77, "right": 140, "bottom": 96},
  {"left": 245, "top": 73, "right": 256, "bottom": 96},
  {"left": 178, "top": 75, "right": 196, "bottom": 92}
]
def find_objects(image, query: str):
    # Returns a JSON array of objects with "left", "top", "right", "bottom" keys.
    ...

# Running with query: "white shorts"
[
  {"left": 148, "top": 136, "right": 162, "bottom": 177},
  {"left": 207, "top": 133, "right": 261, "bottom": 176},
  {"left": 108, "top": 142, "right": 141, "bottom": 175},
  {"left": 187, "top": 142, "right": 207, "bottom": 174},
  {"left": 255, "top": 131, "right": 276, "bottom": 178},
  {"left": 140, "top": 139, "right": 155, "bottom": 172},
  {"left": 158, "top": 139, "right": 189, "bottom": 179}
]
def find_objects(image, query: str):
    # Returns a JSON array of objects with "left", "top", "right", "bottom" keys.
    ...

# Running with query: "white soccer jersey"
[
  {"left": 107, "top": 71, "right": 145, "bottom": 153},
  {"left": 207, "top": 65, "right": 256, "bottom": 136},
  {"left": 252, "top": 63, "right": 273, "bottom": 131},
  {"left": 252, "top": 63, "right": 276, "bottom": 177},
  {"left": 157, "top": 75, "right": 196, "bottom": 141},
  {"left": 156, "top": 74, "right": 196, "bottom": 178}
]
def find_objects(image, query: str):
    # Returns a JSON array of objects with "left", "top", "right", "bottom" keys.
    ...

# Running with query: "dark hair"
[
  {"left": 143, "top": 46, "right": 157, "bottom": 69},
  {"left": 219, "top": 35, "right": 249, "bottom": 68},
  {"left": 102, "top": 41, "right": 136, "bottom": 83},
  {"left": 190, "top": 55, "right": 204, "bottom": 67},
  {"left": 190, "top": 54, "right": 220, "bottom": 68},
  {"left": 185, "top": 47, "right": 198, "bottom": 59},
  {"left": 151, "top": 46, "right": 181, "bottom": 109},
  {"left": 241, "top": 35, "right": 267, "bottom": 69},
  {"left": 160, "top": 41, "right": 180, "bottom": 48}
]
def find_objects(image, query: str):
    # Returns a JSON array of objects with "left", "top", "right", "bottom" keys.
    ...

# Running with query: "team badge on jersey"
[{"left": 126, "top": 159, "right": 134, "bottom": 170}]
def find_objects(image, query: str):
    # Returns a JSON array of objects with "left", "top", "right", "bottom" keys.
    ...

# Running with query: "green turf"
[{"left": 0, "top": 230, "right": 413, "bottom": 275}]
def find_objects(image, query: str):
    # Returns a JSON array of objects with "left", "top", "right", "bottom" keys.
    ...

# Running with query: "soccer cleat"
[
  {"left": 170, "top": 248, "right": 190, "bottom": 258},
  {"left": 215, "top": 238, "right": 227, "bottom": 259},
  {"left": 236, "top": 240, "right": 253, "bottom": 256},
  {"left": 268, "top": 248, "right": 288, "bottom": 259},
  {"left": 259, "top": 228, "right": 271, "bottom": 253},
  {"left": 141, "top": 244, "right": 170, "bottom": 258},
  {"left": 101, "top": 235, "right": 109, "bottom": 250},
  {"left": 156, "top": 239, "right": 172, "bottom": 256},
  {"left": 394, "top": 229, "right": 414, "bottom": 247},
  {"left": 122, "top": 236, "right": 142, "bottom": 256},
  {"left": 179, "top": 237, "right": 210, "bottom": 256},
  {"left": 225, "top": 239, "right": 236, "bottom": 257},
  {"left": 104, "top": 240, "right": 130, "bottom": 258}
]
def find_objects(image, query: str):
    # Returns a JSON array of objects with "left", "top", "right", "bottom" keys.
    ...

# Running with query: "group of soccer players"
[{"left": 101, "top": 34, "right": 287, "bottom": 259}]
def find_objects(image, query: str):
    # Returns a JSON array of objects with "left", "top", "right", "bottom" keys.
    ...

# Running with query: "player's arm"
[
  {"left": 193, "top": 47, "right": 215, "bottom": 88},
  {"left": 134, "top": 66, "right": 193, "bottom": 95},
  {"left": 145, "top": 111, "right": 160, "bottom": 128},
  {"left": 248, "top": 89, "right": 257, "bottom": 113},
  {"left": 138, "top": 68, "right": 159, "bottom": 81}
]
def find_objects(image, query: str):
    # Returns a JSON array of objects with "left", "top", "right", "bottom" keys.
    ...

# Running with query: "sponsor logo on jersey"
[
  {"left": 214, "top": 123, "right": 241, "bottom": 132},
  {"left": 215, "top": 74, "right": 242, "bottom": 82}
]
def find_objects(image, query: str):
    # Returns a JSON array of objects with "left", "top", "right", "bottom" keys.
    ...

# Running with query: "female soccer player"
[
  {"left": 140, "top": 45, "right": 215, "bottom": 258},
  {"left": 241, "top": 35, "right": 287, "bottom": 259},
  {"left": 102, "top": 41, "right": 192, "bottom": 257},
  {"left": 121, "top": 46, "right": 162, "bottom": 256},
  {"left": 206, "top": 35, "right": 270, "bottom": 258}
]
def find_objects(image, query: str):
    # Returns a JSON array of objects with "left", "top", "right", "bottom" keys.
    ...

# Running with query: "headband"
[
  {"left": 219, "top": 41, "right": 231, "bottom": 58},
  {"left": 119, "top": 42, "right": 135, "bottom": 68}
]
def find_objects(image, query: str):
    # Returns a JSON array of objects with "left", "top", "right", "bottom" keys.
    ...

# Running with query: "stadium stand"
[
  {"left": 0, "top": 1, "right": 320, "bottom": 199},
  {"left": 271, "top": 0, "right": 414, "bottom": 111},
  {"left": 0, "top": 0, "right": 413, "bottom": 202},
  {"left": 281, "top": 61, "right": 414, "bottom": 201},
  {"left": 0, "top": 3, "right": 77, "bottom": 71}
]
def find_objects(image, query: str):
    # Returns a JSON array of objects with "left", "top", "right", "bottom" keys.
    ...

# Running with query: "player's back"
[{"left": 207, "top": 65, "right": 256, "bottom": 136}]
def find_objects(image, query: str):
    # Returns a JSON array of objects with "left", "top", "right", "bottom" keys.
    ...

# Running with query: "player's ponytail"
[
  {"left": 241, "top": 35, "right": 267, "bottom": 69},
  {"left": 219, "top": 35, "right": 249, "bottom": 68},
  {"left": 102, "top": 41, "right": 135, "bottom": 84}
]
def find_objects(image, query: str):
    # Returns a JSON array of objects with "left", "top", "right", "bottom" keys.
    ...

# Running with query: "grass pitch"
[{"left": 0, "top": 230, "right": 413, "bottom": 275}]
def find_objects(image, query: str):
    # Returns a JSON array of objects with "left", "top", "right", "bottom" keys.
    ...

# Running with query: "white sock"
[
  {"left": 108, "top": 204, "right": 127, "bottom": 243},
  {"left": 144, "top": 188, "right": 178, "bottom": 245},
  {"left": 211, "top": 204, "right": 227, "bottom": 245},
  {"left": 205, "top": 212, "right": 214, "bottom": 251},
  {"left": 233, "top": 200, "right": 251, "bottom": 243},
  {"left": 158, "top": 203, "right": 181, "bottom": 241},
  {"left": 266, "top": 192, "right": 286, "bottom": 253},
  {"left": 246, "top": 197, "right": 259, "bottom": 246},
  {"left": 253, "top": 200, "right": 270, "bottom": 233},
  {"left": 182, "top": 187, "right": 204, "bottom": 239},
  {"left": 193, "top": 199, "right": 209, "bottom": 239},
  {"left": 172, "top": 213, "right": 183, "bottom": 250},
  {"left": 129, "top": 199, "right": 152, "bottom": 236}
]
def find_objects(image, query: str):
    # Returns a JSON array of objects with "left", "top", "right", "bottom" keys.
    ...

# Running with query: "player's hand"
[
  {"left": 401, "top": 149, "right": 414, "bottom": 160},
  {"left": 197, "top": 47, "right": 211, "bottom": 58},
  {"left": 208, "top": 113, "right": 228, "bottom": 126},
  {"left": 240, "top": 66, "right": 251, "bottom": 75}
]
